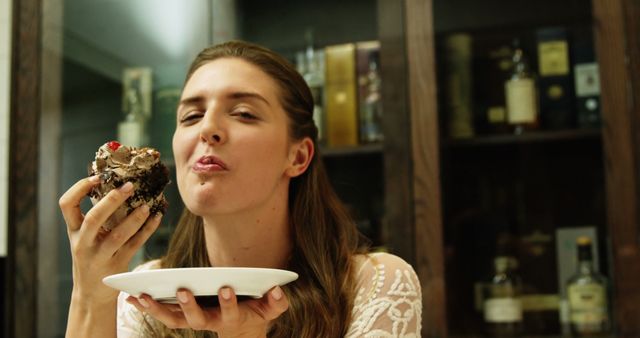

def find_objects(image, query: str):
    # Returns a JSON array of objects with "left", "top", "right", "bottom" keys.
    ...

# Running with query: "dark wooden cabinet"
[
  {"left": 389, "top": 0, "right": 640, "bottom": 336},
  {"left": 6, "top": 0, "right": 640, "bottom": 337}
]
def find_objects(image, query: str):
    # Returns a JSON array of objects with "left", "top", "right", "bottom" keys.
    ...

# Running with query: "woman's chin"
[{"left": 185, "top": 183, "right": 218, "bottom": 208}]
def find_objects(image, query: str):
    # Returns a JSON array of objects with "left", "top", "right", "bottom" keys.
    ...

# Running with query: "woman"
[{"left": 60, "top": 41, "right": 422, "bottom": 338}]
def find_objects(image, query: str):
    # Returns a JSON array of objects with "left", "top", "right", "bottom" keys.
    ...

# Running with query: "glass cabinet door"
[
  {"left": 431, "top": 0, "right": 611, "bottom": 336},
  {"left": 39, "top": 1, "right": 213, "bottom": 336}
]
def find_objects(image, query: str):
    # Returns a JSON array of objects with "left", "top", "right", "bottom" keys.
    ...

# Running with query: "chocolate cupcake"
[{"left": 88, "top": 141, "right": 170, "bottom": 231}]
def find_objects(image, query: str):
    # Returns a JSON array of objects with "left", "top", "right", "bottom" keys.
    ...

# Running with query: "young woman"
[{"left": 60, "top": 41, "right": 422, "bottom": 338}]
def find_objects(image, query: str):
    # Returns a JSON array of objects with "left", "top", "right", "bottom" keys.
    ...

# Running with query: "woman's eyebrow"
[
  {"left": 178, "top": 91, "right": 271, "bottom": 108},
  {"left": 178, "top": 96, "right": 205, "bottom": 107},
  {"left": 228, "top": 91, "right": 271, "bottom": 106}
]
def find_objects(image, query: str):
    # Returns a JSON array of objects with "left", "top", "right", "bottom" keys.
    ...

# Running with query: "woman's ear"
[{"left": 285, "top": 137, "right": 314, "bottom": 178}]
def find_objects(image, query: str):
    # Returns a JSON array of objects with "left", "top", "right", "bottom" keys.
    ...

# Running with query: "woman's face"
[{"left": 172, "top": 57, "right": 299, "bottom": 217}]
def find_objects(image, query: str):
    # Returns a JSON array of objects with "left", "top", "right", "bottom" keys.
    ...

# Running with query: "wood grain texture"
[
  {"left": 405, "top": 0, "right": 447, "bottom": 336},
  {"left": 8, "top": 0, "right": 41, "bottom": 336},
  {"left": 38, "top": 0, "right": 63, "bottom": 337},
  {"left": 378, "top": 0, "right": 416, "bottom": 264},
  {"left": 592, "top": 0, "right": 640, "bottom": 334},
  {"left": 621, "top": 0, "right": 640, "bottom": 251}
]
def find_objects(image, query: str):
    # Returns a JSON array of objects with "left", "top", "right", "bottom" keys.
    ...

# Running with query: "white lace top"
[{"left": 117, "top": 252, "right": 422, "bottom": 337}]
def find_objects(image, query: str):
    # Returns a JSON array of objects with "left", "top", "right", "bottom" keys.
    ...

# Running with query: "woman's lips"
[{"left": 193, "top": 155, "right": 227, "bottom": 173}]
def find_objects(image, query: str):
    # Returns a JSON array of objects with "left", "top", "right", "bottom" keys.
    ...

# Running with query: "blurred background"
[{"left": 3, "top": 0, "right": 640, "bottom": 337}]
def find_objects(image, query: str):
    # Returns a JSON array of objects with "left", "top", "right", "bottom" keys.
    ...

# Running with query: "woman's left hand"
[{"left": 126, "top": 286, "right": 289, "bottom": 338}]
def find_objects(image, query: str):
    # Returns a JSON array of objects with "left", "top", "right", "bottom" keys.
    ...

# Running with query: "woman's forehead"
[
  {"left": 186, "top": 58, "right": 276, "bottom": 92},
  {"left": 181, "top": 58, "right": 286, "bottom": 114}
]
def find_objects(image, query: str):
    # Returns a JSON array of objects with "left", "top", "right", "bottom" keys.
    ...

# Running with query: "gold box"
[{"left": 324, "top": 43, "right": 358, "bottom": 147}]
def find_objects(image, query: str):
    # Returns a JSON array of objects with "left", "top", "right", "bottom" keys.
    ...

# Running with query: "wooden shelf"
[
  {"left": 443, "top": 129, "right": 602, "bottom": 148},
  {"left": 320, "top": 143, "right": 383, "bottom": 157}
]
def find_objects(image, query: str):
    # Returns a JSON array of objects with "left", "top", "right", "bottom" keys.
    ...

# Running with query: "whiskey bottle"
[
  {"left": 301, "top": 28, "right": 325, "bottom": 143},
  {"left": 536, "top": 27, "right": 575, "bottom": 130},
  {"left": 567, "top": 237, "right": 609, "bottom": 336},
  {"left": 484, "top": 256, "right": 523, "bottom": 337},
  {"left": 360, "top": 50, "right": 384, "bottom": 143},
  {"left": 118, "top": 85, "right": 148, "bottom": 147},
  {"left": 505, "top": 39, "right": 539, "bottom": 134}
]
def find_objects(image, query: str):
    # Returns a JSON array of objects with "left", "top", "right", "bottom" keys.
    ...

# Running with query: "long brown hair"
[{"left": 145, "top": 41, "right": 367, "bottom": 337}]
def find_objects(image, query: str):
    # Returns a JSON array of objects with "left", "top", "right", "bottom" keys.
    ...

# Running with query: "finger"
[
  {"left": 115, "top": 213, "right": 163, "bottom": 261},
  {"left": 218, "top": 287, "right": 241, "bottom": 325},
  {"left": 176, "top": 289, "right": 215, "bottom": 331},
  {"left": 99, "top": 204, "right": 151, "bottom": 259},
  {"left": 130, "top": 295, "right": 190, "bottom": 330},
  {"left": 59, "top": 176, "right": 101, "bottom": 232},
  {"left": 246, "top": 286, "right": 289, "bottom": 322},
  {"left": 79, "top": 182, "right": 135, "bottom": 241},
  {"left": 261, "top": 286, "right": 289, "bottom": 320}
]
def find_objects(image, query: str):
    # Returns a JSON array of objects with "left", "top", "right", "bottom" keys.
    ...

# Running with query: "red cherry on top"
[{"left": 107, "top": 141, "right": 121, "bottom": 150}]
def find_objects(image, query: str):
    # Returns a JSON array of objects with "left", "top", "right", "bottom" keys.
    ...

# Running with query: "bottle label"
[
  {"left": 484, "top": 298, "right": 523, "bottom": 323},
  {"left": 568, "top": 283, "right": 607, "bottom": 324},
  {"left": 538, "top": 40, "right": 569, "bottom": 76},
  {"left": 574, "top": 63, "right": 601, "bottom": 97},
  {"left": 505, "top": 79, "right": 537, "bottom": 124}
]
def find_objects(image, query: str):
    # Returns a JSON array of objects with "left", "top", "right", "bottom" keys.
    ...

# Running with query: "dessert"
[{"left": 88, "top": 141, "right": 170, "bottom": 231}]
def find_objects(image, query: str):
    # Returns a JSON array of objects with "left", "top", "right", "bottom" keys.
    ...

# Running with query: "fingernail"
[
  {"left": 271, "top": 286, "right": 283, "bottom": 300},
  {"left": 89, "top": 175, "right": 100, "bottom": 183},
  {"left": 177, "top": 290, "right": 189, "bottom": 304},
  {"left": 138, "top": 297, "right": 150, "bottom": 308},
  {"left": 120, "top": 182, "right": 134, "bottom": 193},
  {"left": 221, "top": 287, "right": 231, "bottom": 300},
  {"left": 154, "top": 212, "right": 163, "bottom": 220},
  {"left": 141, "top": 204, "right": 150, "bottom": 213}
]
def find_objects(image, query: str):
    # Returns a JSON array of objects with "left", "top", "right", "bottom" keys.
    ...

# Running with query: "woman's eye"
[
  {"left": 180, "top": 113, "right": 203, "bottom": 124},
  {"left": 235, "top": 111, "right": 257, "bottom": 120}
]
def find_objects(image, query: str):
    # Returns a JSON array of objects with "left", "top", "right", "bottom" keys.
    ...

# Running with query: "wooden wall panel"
[
  {"left": 592, "top": 0, "right": 640, "bottom": 335},
  {"left": 378, "top": 0, "right": 416, "bottom": 264},
  {"left": 38, "top": 0, "right": 63, "bottom": 336},
  {"left": 7, "top": 0, "right": 41, "bottom": 336},
  {"left": 405, "top": 0, "right": 447, "bottom": 336}
]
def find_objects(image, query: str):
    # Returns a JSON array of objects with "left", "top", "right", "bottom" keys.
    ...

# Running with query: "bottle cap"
[{"left": 576, "top": 236, "right": 592, "bottom": 246}]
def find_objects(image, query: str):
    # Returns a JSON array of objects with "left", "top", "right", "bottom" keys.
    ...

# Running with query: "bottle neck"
[
  {"left": 576, "top": 243, "right": 594, "bottom": 275},
  {"left": 578, "top": 259, "right": 594, "bottom": 275}
]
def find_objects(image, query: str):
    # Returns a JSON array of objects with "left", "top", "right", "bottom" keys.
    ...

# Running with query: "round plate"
[{"left": 103, "top": 267, "right": 298, "bottom": 302}]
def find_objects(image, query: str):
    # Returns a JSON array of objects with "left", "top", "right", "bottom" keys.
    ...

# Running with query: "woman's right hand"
[{"left": 59, "top": 176, "right": 162, "bottom": 305}]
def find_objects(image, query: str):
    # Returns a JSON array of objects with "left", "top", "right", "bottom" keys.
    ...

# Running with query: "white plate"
[{"left": 103, "top": 267, "right": 298, "bottom": 303}]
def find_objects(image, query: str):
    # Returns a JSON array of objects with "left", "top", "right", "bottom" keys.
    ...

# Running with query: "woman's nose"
[{"left": 199, "top": 110, "right": 227, "bottom": 145}]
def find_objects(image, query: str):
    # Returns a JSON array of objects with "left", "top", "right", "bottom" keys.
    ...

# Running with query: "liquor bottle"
[
  {"left": 484, "top": 256, "right": 523, "bottom": 337},
  {"left": 505, "top": 39, "right": 539, "bottom": 134},
  {"left": 536, "top": 27, "right": 575, "bottom": 129},
  {"left": 473, "top": 38, "right": 512, "bottom": 135},
  {"left": 300, "top": 28, "right": 325, "bottom": 143},
  {"left": 567, "top": 236, "right": 609, "bottom": 336},
  {"left": 118, "top": 85, "right": 148, "bottom": 147},
  {"left": 572, "top": 29, "right": 601, "bottom": 129},
  {"left": 358, "top": 42, "right": 384, "bottom": 143}
]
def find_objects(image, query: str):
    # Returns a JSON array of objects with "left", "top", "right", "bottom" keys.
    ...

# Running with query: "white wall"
[
  {"left": 64, "top": 0, "right": 211, "bottom": 88},
  {"left": 0, "top": 0, "right": 12, "bottom": 257}
]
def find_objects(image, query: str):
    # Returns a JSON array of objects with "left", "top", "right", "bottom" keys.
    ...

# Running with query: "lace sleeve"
[
  {"left": 346, "top": 253, "right": 423, "bottom": 338},
  {"left": 116, "top": 260, "right": 160, "bottom": 338}
]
